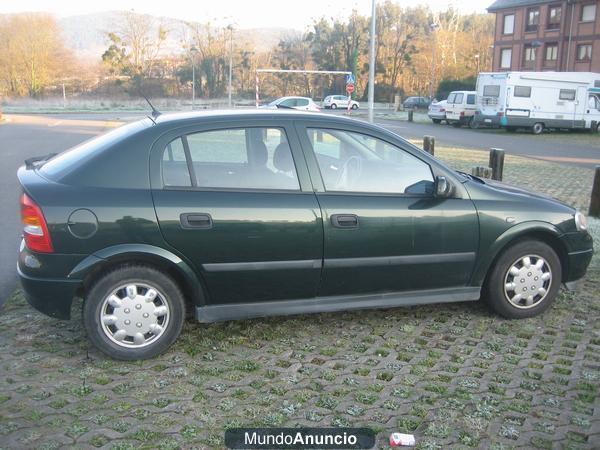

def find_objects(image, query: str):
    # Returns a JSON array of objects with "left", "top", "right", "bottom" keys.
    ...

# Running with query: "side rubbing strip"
[
  {"left": 324, "top": 252, "right": 476, "bottom": 268},
  {"left": 203, "top": 259, "right": 322, "bottom": 272}
]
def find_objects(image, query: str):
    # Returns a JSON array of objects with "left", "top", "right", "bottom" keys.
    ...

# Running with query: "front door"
[
  {"left": 152, "top": 123, "right": 323, "bottom": 305},
  {"left": 296, "top": 124, "right": 479, "bottom": 297}
]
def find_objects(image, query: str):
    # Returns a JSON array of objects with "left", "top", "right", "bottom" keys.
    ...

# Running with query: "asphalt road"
[{"left": 0, "top": 111, "right": 599, "bottom": 307}]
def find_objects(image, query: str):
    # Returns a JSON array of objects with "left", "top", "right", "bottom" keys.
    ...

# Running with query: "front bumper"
[{"left": 561, "top": 231, "right": 594, "bottom": 285}]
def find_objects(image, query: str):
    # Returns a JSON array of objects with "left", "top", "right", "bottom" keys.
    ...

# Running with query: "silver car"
[
  {"left": 428, "top": 100, "right": 448, "bottom": 124},
  {"left": 262, "top": 96, "right": 321, "bottom": 111},
  {"left": 323, "top": 95, "right": 360, "bottom": 110}
]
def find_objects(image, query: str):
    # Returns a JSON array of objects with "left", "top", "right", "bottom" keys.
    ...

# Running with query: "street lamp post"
[
  {"left": 190, "top": 46, "right": 198, "bottom": 110},
  {"left": 429, "top": 23, "right": 439, "bottom": 100},
  {"left": 228, "top": 25, "right": 234, "bottom": 108}
]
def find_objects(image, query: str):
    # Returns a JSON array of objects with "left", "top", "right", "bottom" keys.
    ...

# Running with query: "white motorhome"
[{"left": 473, "top": 72, "right": 600, "bottom": 134}]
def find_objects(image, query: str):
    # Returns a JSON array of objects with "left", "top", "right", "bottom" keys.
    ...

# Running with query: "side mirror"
[{"left": 434, "top": 176, "right": 452, "bottom": 198}]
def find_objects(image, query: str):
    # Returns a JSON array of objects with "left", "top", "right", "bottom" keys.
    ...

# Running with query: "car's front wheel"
[
  {"left": 83, "top": 265, "right": 185, "bottom": 360},
  {"left": 485, "top": 240, "right": 561, "bottom": 319},
  {"left": 351, "top": 104, "right": 358, "bottom": 110},
  {"left": 432, "top": 119, "right": 441, "bottom": 124},
  {"left": 330, "top": 103, "right": 337, "bottom": 109}
]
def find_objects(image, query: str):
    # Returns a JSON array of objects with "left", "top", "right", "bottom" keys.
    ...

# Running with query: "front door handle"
[
  {"left": 331, "top": 214, "right": 359, "bottom": 228},
  {"left": 180, "top": 213, "right": 213, "bottom": 229}
]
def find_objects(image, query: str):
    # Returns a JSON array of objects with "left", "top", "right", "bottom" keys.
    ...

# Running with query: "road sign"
[
  {"left": 346, "top": 83, "right": 355, "bottom": 94},
  {"left": 345, "top": 73, "right": 356, "bottom": 85}
]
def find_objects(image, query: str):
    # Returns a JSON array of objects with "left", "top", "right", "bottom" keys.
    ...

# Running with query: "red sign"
[{"left": 346, "top": 83, "right": 355, "bottom": 94}]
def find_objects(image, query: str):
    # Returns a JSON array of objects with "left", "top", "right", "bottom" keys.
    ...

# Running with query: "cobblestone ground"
[{"left": 1, "top": 152, "right": 599, "bottom": 450}]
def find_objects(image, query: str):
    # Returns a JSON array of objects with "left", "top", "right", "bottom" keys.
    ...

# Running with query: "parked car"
[
  {"left": 18, "top": 110, "right": 593, "bottom": 360},
  {"left": 445, "top": 91, "right": 478, "bottom": 128},
  {"left": 473, "top": 72, "right": 600, "bottom": 134},
  {"left": 323, "top": 95, "right": 359, "bottom": 110},
  {"left": 262, "top": 96, "right": 320, "bottom": 111},
  {"left": 428, "top": 100, "right": 448, "bottom": 124},
  {"left": 403, "top": 96, "right": 431, "bottom": 110}
]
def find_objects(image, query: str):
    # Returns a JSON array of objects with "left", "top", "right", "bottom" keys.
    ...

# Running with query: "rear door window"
[
  {"left": 296, "top": 98, "right": 309, "bottom": 107},
  {"left": 467, "top": 94, "right": 476, "bottom": 104},
  {"left": 161, "top": 128, "right": 300, "bottom": 191},
  {"left": 454, "top": 93, "right": 464, "bottom": 104},
  {"left": 447, "top": 93, "right": 456, "bottom": 103}
]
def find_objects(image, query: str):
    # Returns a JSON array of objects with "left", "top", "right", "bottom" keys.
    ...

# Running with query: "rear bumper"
[
  {"left": 428, "top": 112, "right": 446, "bottom": 120},
  {"left": 473, "top": 114, "right": 502, "bottom": 126},
  {"left": 18, "top": 266, "right": 80, "bottom": 319},
  {"left": 17, "top": 241, "right": 83, "bottom": 320}
]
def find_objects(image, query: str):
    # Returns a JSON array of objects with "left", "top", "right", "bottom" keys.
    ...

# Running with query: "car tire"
[
  {"left": 468, "top": 117, "right": 478, "bottom": 129},
  {"left": 351, "top": 104, "right": 358, "bottom": 110},
  {"left": 331, "top": 104, "right": 337, "bottom": 109},
  {"left": 485, "top": 240, "right": 561, "bottom": 319},
  {"left": 432, "top": 119, "right": 441, "bottom": 124},
  {"left": 505, "top": 126, "right": 517, "bottom": 132},
  {"left": 451, "top": 122, "right": 462, "bottom": 128},
  {"left": 532, "top": 122, "right": 544, "bottom": 135},
  {"left": 83, "top": 265, "right": 185, "bottom": 360}
]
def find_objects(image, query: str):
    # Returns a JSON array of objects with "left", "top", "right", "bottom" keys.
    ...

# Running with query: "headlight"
[{"left": 575, "top": 211, "right": 588, "bottom": 231}]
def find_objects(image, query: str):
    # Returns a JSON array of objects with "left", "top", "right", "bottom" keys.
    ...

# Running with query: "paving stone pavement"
[{"left": 0, "top": 152, "right": 598, "bottom": 450}]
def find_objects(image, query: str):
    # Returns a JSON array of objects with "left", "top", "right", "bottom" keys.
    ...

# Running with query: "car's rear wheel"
[
  {"left": 331, "top": 103, "right": 337, "bottom": 109},
  {"left": 432, "top": 119, "right": 441, "bottom": 124},
  {"left": 468, "top": 117, "right": 478, "bottom": 129},
  {"left": 485, "top": 240, "right": 561, "bottom": 319},
  {"left": 351, "top": 104, "right": 358, "bottom": 110},
  {"left": 532, "top": 122, "right": 544, "bottom": 135},
  {"left": 83, "top": 265, "right": 185, "bottom": 360}
]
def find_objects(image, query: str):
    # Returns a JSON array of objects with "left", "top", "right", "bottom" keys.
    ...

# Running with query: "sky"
[{"left": 0, "top": 0, "right": 488, "bottom": 29}]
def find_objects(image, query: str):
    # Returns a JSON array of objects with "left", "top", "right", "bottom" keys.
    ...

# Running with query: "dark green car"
[{"left": 17, "top": 110, "right": 593, "bottom": 360}]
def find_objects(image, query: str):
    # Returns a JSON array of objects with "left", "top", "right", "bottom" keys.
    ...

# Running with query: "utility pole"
[
  {"left": 228, "top": 25, "right": 233, "bottom": 108},
  {"left": 368, "top": 0, "right": 376, "bottom": 123},
  {"left": 190, "top": 47, "right": 198, "bottom": 110},
  {"left": 429, "top": 23, "right": 439, "bottom": 99}
]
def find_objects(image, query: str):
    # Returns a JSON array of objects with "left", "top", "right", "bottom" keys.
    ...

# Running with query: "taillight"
[
  {"left": 20, "top": 193, "right": 53, "bottom": 253},
  {"left": 439, "top": 108, "right": 445, "bottom": 112},
  {"left": 497, "top": 112, "right": 504, "bottom": 117},
  {"left": 460, "top": 111, "right": 465, "bottom": 117}
]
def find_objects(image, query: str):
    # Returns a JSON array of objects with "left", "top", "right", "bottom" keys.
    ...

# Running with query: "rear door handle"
[
  {"left": 180, "top": 213, "right": 213, "bottom": 229},
  {"left": 331, "top": 214, "right": 359, "bottom": 228}
]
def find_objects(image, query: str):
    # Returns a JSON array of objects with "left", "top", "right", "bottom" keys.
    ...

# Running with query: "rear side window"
[
  {"left": 483, "top": 85, "right": 500, "bottom": 97},
  {"left": 514, "top": 86, "right": 532, "bottom": 98},
  {"left": 559, "top": 89, "right": 576, "bottom": 101},
  {"left": 296, "top": 98, "right": 309, "bottom": 107},
  {"left": 467, "top": 94, "right": 476, "bottom": 104},
  {"left": 161, "top": 128, "right": 300, "bottom": 191}
]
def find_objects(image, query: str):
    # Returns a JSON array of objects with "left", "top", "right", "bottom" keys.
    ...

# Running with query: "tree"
[
  {"left": 101, "top": 11, "right": 168, "bottom": 88},
  {"left": 0, "top": 13, "right": 75, "bottom": 96}
]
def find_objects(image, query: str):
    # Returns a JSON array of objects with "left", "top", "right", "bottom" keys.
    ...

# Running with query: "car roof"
[
  {"left": 153, "top": 109, "right": 356, "bottom": 125},
  {"left": 449, "top": 91, "right": 476, "bottom": 95}
]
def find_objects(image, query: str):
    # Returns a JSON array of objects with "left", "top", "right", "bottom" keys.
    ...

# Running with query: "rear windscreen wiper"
[{"left": 25, "top": 153, "right": 57, "bottom": 170}]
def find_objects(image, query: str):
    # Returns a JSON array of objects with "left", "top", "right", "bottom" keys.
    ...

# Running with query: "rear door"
[
  {"left": 295, "top": 123, "right": 479, "bottom": 297},
  {"left": 151, "top": 119, "right": 323, "bottom": 305}
]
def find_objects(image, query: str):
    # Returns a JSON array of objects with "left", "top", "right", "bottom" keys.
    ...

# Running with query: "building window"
[
  {"left": 547, "top": 5, "right": 561, "bottom": 29},
  {"left": 526, "top": 7, "right": 540, "bottom": 32},
  {"left": 500, "top": 48, "right": 512, "bottom": 68},
  {"left": 503, "top": 14, "right": 515, "bottom": 34},
  {"left": 559, "top": 89, "right": 576, "bottom": 101},
  {"left": 581, "top": 4, "right": 597, "bottom": 22},
  {"left": 577, "top": 44, "right": 592, "bottom": 61},
  {"left": 523, "top": 44, "right": 536, "bottom": 63},
  {"left": 514, "top": 86, "right": 532, "bottom": 98},
  {"left": 545, "top": 43, "right": 558, "bottom": 61}
]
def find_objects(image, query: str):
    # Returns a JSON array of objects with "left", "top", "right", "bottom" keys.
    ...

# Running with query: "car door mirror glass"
[{"left": 435, "top": 176, "right": 452, "bottom": 198}]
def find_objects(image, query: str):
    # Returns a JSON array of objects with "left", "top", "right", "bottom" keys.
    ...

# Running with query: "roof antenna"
[{"left": 143, "top": 95, "right": 161, "bottom": 120}]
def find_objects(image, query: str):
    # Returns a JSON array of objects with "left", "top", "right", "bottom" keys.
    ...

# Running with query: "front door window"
[{"left": 306, "top": 128, "right": 434, "bottom": 195}]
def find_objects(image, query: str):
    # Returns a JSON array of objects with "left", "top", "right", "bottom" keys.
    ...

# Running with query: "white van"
[
  {"left": 473, "top": 72, "right": 600, "bottom": 134},
  {"left": 445, "top": 91, "right": 477, "bottom": 127}
]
